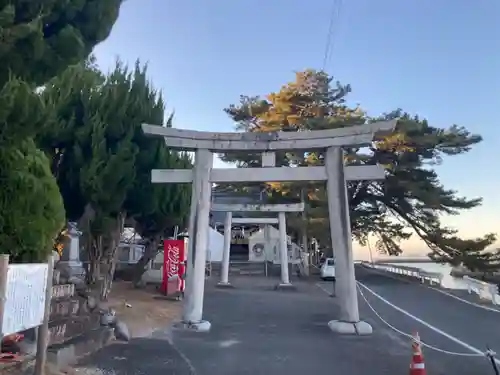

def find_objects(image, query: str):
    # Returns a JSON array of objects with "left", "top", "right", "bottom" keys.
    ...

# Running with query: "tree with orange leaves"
[
  {"left": 220, "top": 70, "right": 497, "bottom": 270},
  {"left": 53, "top": 229, "right": 70, "bottom": 257}
]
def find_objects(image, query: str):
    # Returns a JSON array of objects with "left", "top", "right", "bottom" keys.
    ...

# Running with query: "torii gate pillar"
[
  {"left": 219, "top": 211, "right": 232, "bottom": 286},
  {"left": 325, "top": 147, "right": 367, "bottom": 334},
  {"left": 277, "top": 212, "right": 289, "bottom": 285},
  {"left": 212, "top": 203, "right": 305, "bottom": 288},
  {"left": 182, "top": 149, "right": 213, "bottom": 332}
]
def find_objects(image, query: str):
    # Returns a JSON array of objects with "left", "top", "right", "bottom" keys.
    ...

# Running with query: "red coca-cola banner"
[{"left": 161, "top": 240, "right": 185, "bottom": 295}]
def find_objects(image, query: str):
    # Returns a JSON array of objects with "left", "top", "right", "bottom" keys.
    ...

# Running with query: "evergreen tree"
[
  {"left": 0, "top": 0, "right": 123, "bottom": 262},
  {"left": 40, "top": 59, "right": 192, "bottom": 294},
  {"left": 221, "top": 70, "right": 497, "bottom": 270},
  {"left": 0, "top": 77, "right": 65, "bottom": 262},
  {"left": 126, "top": 115, "right": 192, "bottom": 285},
  {"left": 0, "top": 0, "right": 123, "bottom": 87},
  {"left": 40, "top": 60, "right": 138, "bottom": 289}
]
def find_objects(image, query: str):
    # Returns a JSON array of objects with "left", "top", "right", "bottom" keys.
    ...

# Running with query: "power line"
[{"left": 321, "top": 0, "right": 343, "bottom": 72}]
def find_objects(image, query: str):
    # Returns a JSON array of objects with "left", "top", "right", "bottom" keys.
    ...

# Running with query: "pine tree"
[{"left": 221, "top": 70, "right": 497, "bottom": 270}]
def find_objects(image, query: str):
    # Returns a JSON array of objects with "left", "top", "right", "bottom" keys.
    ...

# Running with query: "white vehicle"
[{"left": 320, "top": 258, "right": 336, "bottom": 280}]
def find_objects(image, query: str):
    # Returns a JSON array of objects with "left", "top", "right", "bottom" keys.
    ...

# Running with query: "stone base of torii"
[{"left": 142, "top": 119, "right": 396, "bottom": 335}]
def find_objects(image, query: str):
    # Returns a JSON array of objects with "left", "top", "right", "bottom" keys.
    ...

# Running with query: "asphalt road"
[
  {"left": 76, "top": 271, "right": 499, "bottom": 375},
  {"left": 352, "top": 266, "right": 500, "bottom": 374}
]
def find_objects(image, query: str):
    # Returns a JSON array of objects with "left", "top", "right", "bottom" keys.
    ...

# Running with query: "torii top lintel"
[
  {"left": 211, "top": 203, "right": 305, "bottom": 213},
  {"left": 141, "top": 120, "right": 397, "bottom": 152}
]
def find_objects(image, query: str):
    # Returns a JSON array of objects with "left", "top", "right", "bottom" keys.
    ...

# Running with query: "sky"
[{"left": 94, "top": 0, "right": 499, "bottom": 259}]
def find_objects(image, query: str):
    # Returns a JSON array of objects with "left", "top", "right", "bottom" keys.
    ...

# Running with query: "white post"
[
  {"left": 218, "top": 211, "right": 233, "bottom": 287},
  {"left": 34, "top": 255, "right": 54, "bottom": 375},
  {"left": 181, "top": 149, "right": 213, "bottom": 331},
  {"left": 278, "top": 211, "right": 290, "bottom": 285},
  {"left": 325, "top": 147, "right": 371, "bottom": 335}
]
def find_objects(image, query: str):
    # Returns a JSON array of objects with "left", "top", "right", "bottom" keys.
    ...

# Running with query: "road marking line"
[
  {"left": 361, "top": 265, "right": 500, "bottom": 314},
  {"left": 315, "top": 282, "right": 333, "bottom": 296},
  {"left": 357, "top": 281, "right": 500, "bottom": 366},
  {"left": 426, "top": 286, "right": 500, "bottom": 314}
]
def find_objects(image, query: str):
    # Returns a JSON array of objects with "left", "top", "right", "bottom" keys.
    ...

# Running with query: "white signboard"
[{"left": 2, "top": 263, "right": 49, "bottom": 335}]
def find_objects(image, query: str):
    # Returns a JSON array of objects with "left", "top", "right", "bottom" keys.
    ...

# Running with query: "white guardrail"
[
  {"left": 361, "top": 261, "right": 500, "bottom": 305},
  {"left": 462, "top": 275, "right": 499, "bottom": 305},
  {"left": 361, "top": 261, "right": 443, "bottom": 285}
]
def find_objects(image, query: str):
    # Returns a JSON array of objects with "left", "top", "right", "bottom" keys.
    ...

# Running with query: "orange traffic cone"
[{"left": 409, "top": 332, "right": 426, "bottom": 375}]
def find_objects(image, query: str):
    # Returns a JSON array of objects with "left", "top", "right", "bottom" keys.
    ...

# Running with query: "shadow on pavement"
[{"left": 75, "top": 338, "right": 194, "bottom": 375}]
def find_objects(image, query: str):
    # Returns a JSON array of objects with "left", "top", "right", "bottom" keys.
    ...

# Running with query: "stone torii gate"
[
  {"left": 211, "top": 202, "right": 305, "bottom": 288},
  {"left": 142, "top": 120, "right": 395, "bottom": 334}
]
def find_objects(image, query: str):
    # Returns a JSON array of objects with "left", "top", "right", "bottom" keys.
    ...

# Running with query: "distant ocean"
[{"left": 391, "top": 262, "right": 463, "bottom": 289}]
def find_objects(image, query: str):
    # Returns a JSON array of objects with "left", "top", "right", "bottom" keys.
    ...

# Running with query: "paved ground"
[{"left": 75, "top": 271, "right": 498, "bottom": 375}]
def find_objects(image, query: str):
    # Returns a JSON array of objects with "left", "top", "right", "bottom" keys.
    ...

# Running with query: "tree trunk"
[
  {"left": 100, "top": 213, "right": 126, "bottom": 301},
  {"left": 99, "top": 249, "right": 119, "bottom": 301},
  {"left": 132, "top": 236, "right": 161, "bottom": 287},
  {"left": 87, "top": 258, "right": 101, "bottom": 284},
  {"left": 86, "top": 235, "right": 102, "bottom": 285},
  {"left": 80, "top": 204, "right": 97, "bottom": 285}
]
